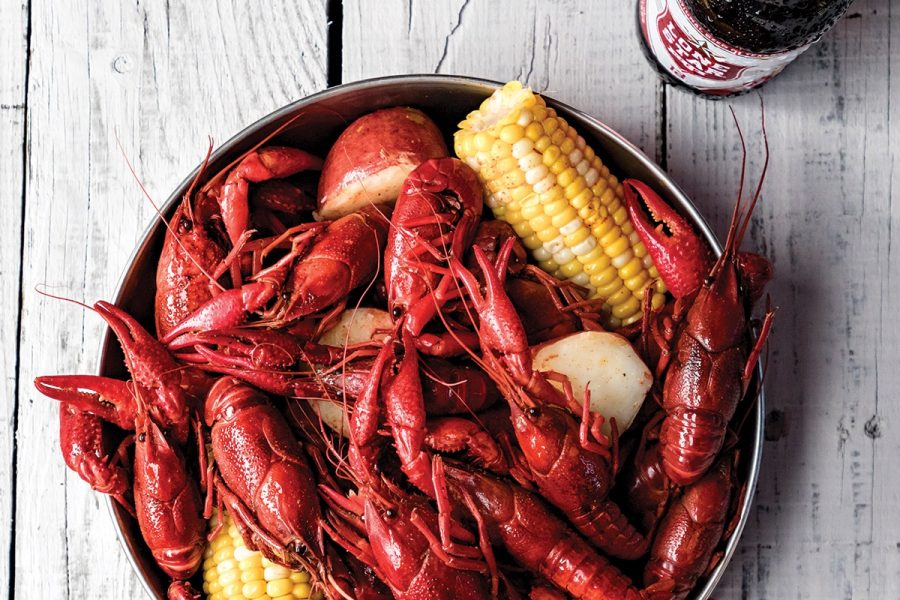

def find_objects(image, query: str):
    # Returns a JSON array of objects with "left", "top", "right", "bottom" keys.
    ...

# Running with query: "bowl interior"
[{"left": 99, "top": 75, "right": 760, "bottom": 599}]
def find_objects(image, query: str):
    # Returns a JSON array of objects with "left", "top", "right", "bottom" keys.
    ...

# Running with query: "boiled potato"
[
  {"left": 313, "top": 308, "right": 393, "bottom": 437},
  {"left": 319, "top": 307, "right": 393, "bottom": 347},
  {"left": 532, "top": 331, "right": 652, "bottom": 435},
  {"left": 309, "top": 399, "right": 351, "bottom": 438}
]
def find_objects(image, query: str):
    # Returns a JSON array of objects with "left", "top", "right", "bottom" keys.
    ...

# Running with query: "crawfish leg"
[
  {"left": 742, "top": 304, "right": 776, "bottom": 385},
  {"left": 348, "top": 337, "right": 395, "bottom": 479}
]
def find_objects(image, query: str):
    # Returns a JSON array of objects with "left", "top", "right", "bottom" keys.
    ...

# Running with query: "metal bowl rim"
[{"left": 97, "top": 73, "right": 763, "bottom": 600}]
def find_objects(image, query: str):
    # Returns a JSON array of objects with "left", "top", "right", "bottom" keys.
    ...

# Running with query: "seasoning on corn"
[
  {"left": 454, "top": 80, "right": 667, "bottom": 328},
  {"left": 202, "top": 511, "right": 320, "bottom": 600}
]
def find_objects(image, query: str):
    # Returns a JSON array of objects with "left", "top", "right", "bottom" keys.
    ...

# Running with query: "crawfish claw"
[
  {"left": 35, "top": 375, "right": 137, "bottom": 429},
  {"left": 623, "top": 179, "right": 712, "bottom": 299}
]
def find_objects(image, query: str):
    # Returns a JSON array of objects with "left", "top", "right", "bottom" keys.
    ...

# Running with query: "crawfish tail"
[
  {"left": 442, "top": 462, "right": 642, "bottom": 600},
  {"left": 644, "top": 456, "right": 734, "bottom": 597}
]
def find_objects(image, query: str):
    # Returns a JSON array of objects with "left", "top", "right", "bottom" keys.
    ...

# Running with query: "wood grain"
[
  {"left": 662, "top": 1, "right": 897, "bottom": 598},
  {"left": 13, "top": 1, "right": 326, "bottom": 597},
  {"left": 1, "top": 0, "right": 28, "bottom": 596},
  {"left": 343, "top": 0, "right": 662, "bottom": 157}
]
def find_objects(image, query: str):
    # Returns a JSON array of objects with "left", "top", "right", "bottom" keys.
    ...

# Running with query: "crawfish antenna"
[
  {"left": 721, "top": 107, "right": 747, "bottom": 259},
  {"left": 116, "top": 135, "right": 226, "bottom": 293},
  {"left": 735, "top": 96, "right": 769, "bottom": 249},
  {"left": 34, "top": 286, "right": 92, "bottom": 312},
  {"left": 182, "top": 137, "right": 214, "bottom": 221}
]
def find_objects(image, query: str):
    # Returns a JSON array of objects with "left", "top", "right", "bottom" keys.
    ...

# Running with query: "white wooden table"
[{"left": 3, "top": 1, "right": 896, "bottom": 598}]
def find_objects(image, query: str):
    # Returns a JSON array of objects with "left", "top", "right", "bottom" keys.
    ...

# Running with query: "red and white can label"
[{"left": 639, "top": 0, "right": 810, "bottom": 94}]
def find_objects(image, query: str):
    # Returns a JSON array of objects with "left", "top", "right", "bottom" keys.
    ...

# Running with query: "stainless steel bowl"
[{"left": 98, "top": 74, "right": 763, "bottom": 599}]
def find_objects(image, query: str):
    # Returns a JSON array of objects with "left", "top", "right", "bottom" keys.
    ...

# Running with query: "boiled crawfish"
[
  {"left": 440, "top": 458, "right": 643, "bottom": 600},
  {"left": 204, "top": 377, "right": 325, "bottom": 574},
  {"left": 624, "top": 131, "right": 775, "bottom": 486},
  {"left": 449, "top": 239, "right": 649, "bottom": 560}
]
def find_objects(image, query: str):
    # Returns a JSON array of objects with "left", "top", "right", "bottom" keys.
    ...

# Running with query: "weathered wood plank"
[
  {"left": 343, "top": 0, "right": 662, "bottom": 157},
  {"left": 663, "top": 1, "right": 899, "bottom": 598},
  {"left": 0, "top": 0, "right": 28, "bottom": 596},
  {"left": 15, "top": 1, "right": 327, "bottom": 597}
]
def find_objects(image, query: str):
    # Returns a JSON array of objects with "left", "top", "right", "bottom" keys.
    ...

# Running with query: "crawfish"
[
  {"left": 385, "top": 156, "right": 483, "bottom": 345},
  {"left": 450, "top": 239, "right": 649, "bottom": 559},
  {"left": 319, "top": 360, "right": 497, "bottom": 599},
  {"left": 424, "top": 407, "right": 514, "bottom": 476},
  {"left": 623, "top": 127, "right": 775, "bottom": 486},
  {"left": 163, "top": 205, "right": 388, "bottom": 345},
  {"left": 210, "top": 145, "right": 323, "bottom": 248},
  {"left": 133, "top": 401, "right": 205, "bottom": 582},
  {"left": 204, "top": 377, "right": 325, "bottom": 573},
  {"left": 312, "top": 352, "right": 499, "bottom": 416},
  {"left": 618, "top": 439, "right": 670, "bottom": 535},
  {"left": 644, "top": 456, "right": 736, "bottom": 599},
  {"left": 440, "top": 459, "right": 643, "bottom": 600},
  {"left": 348, "top": 158, "right": 485, "bottom": 496},
  {"left": 321, "top": 482, "right": 494, "bottom": 600},
  {"left": 155, "top": 184, "right": 228, "bottom": 339},
  {"left": 35, "top": 301, "right": 207, "bottom": 447},
  {"left": 467, "top": 221, "right": 579, "bottom": 343},
  {"left": 449, "top": 240, "right": 566, "bottom": 406}
]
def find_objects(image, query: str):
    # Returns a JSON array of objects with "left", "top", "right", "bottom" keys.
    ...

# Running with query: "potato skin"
[{"left": 316, "top": 107, "right": 448, "bottom": 220}]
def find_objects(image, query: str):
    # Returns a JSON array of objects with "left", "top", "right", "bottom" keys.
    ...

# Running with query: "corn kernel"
[
  {"left": 525, "top": 122, "right": 543, "bottom": 141},
  {"left": 242, "top": 580, "right": 268, "bottom": 599},
  {"left": 242, "top": 566, "right": 266, "bottom": 583},
  {"left": 217, "top": 559, "right": 238, "bottom": 575},
  {"left": 607, "top": 285, "right": 633, "bottom": 308},
  {"left": 239, "top": 555, "right": 264, "bottom": 571},
  {"left": 596, "top": 277, "right": 624, "bottom": 300},
  {"left": 474, "top": 132, "right": 493, "bottom": 152},
  {"left": 267, "top": 579, "right": 294, "bottom": 597},
  {"left": 559, "top": 258, "right": 584, "bottom": 279},
  {"left": 500, "top": 124, "right": 525, "bottom": 144},
  {"left": 604, "top": 235, "right": 630, "bottom": 259},
  {"left": 291, "top": 571, "right": 311, "bottom": 584},
  {"left": 537, "top": 258, "right": 559, "bottom": 273}
]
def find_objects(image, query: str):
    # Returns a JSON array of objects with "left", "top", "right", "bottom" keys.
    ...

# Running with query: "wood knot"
[{"left": 864, "top": 415, "right": 882, "bottom": 440}]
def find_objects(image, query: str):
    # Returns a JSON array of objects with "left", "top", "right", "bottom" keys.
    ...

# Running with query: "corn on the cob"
[
  {"left": 454, "top": 81, "right": 666, "bottom": 328},
  {"left": 202, "top": 511, "right": 320, "bottom": 600}
]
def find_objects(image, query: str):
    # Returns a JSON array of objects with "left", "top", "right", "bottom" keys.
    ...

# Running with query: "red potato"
[{"left": 315, "top": 107, "right": 449, "bottom": 220}]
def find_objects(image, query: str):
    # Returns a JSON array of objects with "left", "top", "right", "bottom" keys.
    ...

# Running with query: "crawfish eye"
[
  {"left": 138, "top": 433, "right": 146, "bottom": 442},
  {"left": 384, "top": 508, "right": 396, "bottom": 519},
  {"left": 178, "top": 216, "right": 193, "bottom": 232},
  {"left": 391, "top": 306, "right": 403, "bottom": 319},
  {"left": 527, "top": 406, "right": 541, "bottom": 419}
]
